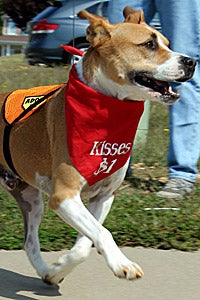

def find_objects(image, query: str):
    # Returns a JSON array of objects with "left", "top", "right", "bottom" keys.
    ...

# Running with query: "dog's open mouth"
[
  {"left": 135, "top": 75, "right": 170, "bottom": 94},
  {"left": 128, "top": 72, "right": 179, "bottom": 103}
]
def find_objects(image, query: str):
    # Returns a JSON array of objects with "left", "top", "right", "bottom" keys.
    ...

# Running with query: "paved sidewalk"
[{"left": 0, "top": 247, "right": 200, "bottom": 300}]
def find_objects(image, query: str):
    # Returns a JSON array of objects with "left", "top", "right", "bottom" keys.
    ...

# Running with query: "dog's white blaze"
[
  {"left": 153, "top": 35, "right": 186, "bottom": 80},
  {"left": 157, "top": 35, "right": 171, "bottom": 51}
]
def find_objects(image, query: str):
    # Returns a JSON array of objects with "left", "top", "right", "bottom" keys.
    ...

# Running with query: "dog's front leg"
[
  {"left": 43, "top": 193, "right": 115, "bottom": 285},
  {"left": 45, "top": 193, "right": 143, "bottom": 284}
]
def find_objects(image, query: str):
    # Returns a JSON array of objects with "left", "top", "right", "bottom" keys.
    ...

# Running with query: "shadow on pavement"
[{"left": 0, "top": 268, "right": 61, "bottom": 300}]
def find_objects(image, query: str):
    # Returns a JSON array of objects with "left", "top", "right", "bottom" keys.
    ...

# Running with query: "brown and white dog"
[{"left": 0, "top": 7, "right": 196, "bottom": 285}]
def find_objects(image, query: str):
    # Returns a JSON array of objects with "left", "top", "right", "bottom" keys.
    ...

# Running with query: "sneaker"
[{"left": 156, "top": 178, "right": 194, "bottom": 199}]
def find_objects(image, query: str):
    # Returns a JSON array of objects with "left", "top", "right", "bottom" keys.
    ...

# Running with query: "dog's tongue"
[
  {"left": 154, "top": 79, "right": 167, "bottom": 86},
  {"left": 154, "top": 79, "right": 169, "bottom": 92}
]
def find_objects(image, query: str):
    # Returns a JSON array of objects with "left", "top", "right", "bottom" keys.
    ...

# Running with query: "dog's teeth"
[
  {"left": 168, "top": 86, "right": 176, "bottom": 95},
  {"left": 168, "top": 86, "right": 172, "bottom": 92},
  {"left": 142, "top": 76, "right": 148, "bottom": 82}
]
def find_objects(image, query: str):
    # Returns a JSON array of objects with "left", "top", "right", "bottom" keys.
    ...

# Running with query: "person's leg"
[
  {"left": 108, "top": 0, "right": 153, "bottom": 179},
  {"left": 155, "top": 0, "right": 200, "bottom": 198},
  {"left": 168, "top": 75, "right": 200, "bottom": 183},
  {"left": 141, "top": 0, "right": 157, "bottom": 23},
  {"left": 107, "top": 0, "right": 143, "bottom": 23}
]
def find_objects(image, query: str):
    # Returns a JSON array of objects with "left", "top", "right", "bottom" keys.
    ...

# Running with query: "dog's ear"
[
  {"left": 123, "top": 6, "right": 145, "bottom": 24},
  {"left": 78, "top": 10, "right": 112, "bottom": 47}
]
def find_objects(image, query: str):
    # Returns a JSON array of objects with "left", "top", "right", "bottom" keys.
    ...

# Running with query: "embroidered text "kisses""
[{"left": 90, "top": 140, "right": 132, "bottom": 156}]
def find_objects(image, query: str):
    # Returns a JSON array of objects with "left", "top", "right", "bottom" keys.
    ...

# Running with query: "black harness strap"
[{"left": 3, "top": 124, "right": 19, "bottom": 176}]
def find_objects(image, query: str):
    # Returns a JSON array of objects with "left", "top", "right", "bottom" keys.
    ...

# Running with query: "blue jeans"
[{"left": 108, "top": 0, "right": 200, "bottom": 182}]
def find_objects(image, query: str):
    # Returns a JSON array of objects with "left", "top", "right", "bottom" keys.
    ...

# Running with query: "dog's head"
[{"left": 78, "top": 7, "right": 196, "bottom": 105}]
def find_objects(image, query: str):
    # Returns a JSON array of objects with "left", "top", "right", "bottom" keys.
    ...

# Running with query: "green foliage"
[
  {"left": 105, "top": 186, "right": 200, "bottom": 251},
  {"left": 133, "top": 102, "right": 169, "bottom": 167},
  {"left": 1, "top": 184, "right": 200, "bottom": 251},
  {"left": 0, "top": 0, "right": 4, "bottom": 16},
  {"left": 0, "top": 54, "right": 68, "bottom": 91}
]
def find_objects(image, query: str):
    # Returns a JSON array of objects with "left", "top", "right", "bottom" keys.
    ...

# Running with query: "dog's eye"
[{"left": 140, "top": 40, "right": 158, "bottom": 50}]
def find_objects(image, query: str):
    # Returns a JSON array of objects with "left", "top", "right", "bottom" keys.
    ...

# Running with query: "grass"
[
  {"left": 0, "top": 54, "right": 69, "bottom": 91},
  {"left": 0, "top": 54, "right": 200, "bottom": 251}
]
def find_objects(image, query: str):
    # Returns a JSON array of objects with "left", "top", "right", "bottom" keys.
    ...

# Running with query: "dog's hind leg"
[
  {"left": 43, "top": 192, "right": 115, "bottom": 285},
  {"left": 10, "top": 183, "right": 49, "bottom": 278}
]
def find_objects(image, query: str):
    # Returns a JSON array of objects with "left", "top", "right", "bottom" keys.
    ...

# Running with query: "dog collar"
[{"left": 65, "top": 66, "right": 144, "bottom": 185}]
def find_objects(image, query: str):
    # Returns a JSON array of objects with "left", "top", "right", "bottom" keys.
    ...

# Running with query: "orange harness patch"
[
  {"left": 3, "top": 84, "right": 65, "bottom": 125},
  {"left": 2, "top": 84, "right": 65, "bottom": 176}
]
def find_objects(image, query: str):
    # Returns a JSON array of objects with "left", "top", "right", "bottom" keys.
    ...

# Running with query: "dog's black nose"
[
  {"left": 180, "top": 56, "right": 196, "bottom": 68},
  {"left": 177, "top": 56, "right": 196, "bottom": 82}
]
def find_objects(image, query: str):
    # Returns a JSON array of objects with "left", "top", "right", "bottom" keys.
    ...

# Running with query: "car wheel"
[
  {"left": 63, "top": 42, "right": 89, "bottom": 65},
  {"left": 28, "top": 60, "right": 36, "bottom": 66}
]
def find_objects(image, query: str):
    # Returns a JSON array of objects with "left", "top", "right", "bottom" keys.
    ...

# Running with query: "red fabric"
[
  {"left": 61, "top": 45, "right": 84, "bottom": 57},
  {"left": 65, "top": 66, "right": 144, "bottom": 185}
]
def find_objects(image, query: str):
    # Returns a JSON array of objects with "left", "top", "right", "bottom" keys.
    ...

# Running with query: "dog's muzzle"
[
  {"left": 127, "top": 55, "right": 196, "bottom": 104},
  {"left": 177, "top": 56, "right": 196, "bottom": 82}
]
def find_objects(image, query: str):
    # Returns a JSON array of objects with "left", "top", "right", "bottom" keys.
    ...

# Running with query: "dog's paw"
[
  {"left": 43, "top": 275, "right": 64, "bottom": 286},
  {"left": 107, "top": 252, "right": 144, "bottom": 280},
  {"left": 113, "top": 261, "right": 144, "bottom": 280},
  {"left": 42, "top": 263, "right": 66, "bottom": 285}
]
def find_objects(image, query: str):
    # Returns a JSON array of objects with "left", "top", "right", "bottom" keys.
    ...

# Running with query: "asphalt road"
[{"left": 0, "top": 247, "right": 200, "bottom": 300}]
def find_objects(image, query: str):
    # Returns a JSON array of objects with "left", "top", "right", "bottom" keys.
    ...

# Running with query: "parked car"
[{"left": 25, "top": 0, "right": 109, "bottom": 66}]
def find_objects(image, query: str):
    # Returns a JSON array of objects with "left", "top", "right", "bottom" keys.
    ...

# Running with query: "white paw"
[
  {"left": 42, "top": 263, "right": 67, "bottom": 285},
  {"left": 113, "top": 261, "right": 144, "bottom": 280},
  {"left": 106, "top": 251, "right": 144, "bottom": 280}
]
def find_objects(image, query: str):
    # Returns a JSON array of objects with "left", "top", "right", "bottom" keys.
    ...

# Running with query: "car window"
[
  {"left": 31, "top": 6, "right": 58, "bottom": 22},
  {"left": 86, "top": 2, "right": 109, "bottom": 18}
]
